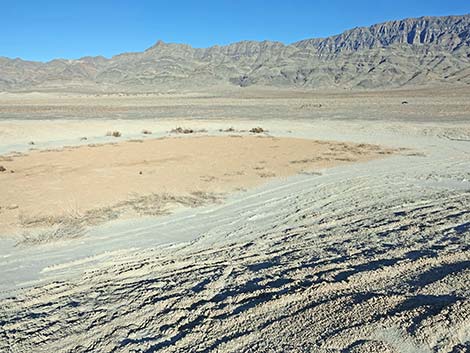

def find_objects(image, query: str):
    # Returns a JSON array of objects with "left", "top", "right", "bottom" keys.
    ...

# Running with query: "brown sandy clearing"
[{"left": 0, "top": 135, "right": 393, "bottom": 234}]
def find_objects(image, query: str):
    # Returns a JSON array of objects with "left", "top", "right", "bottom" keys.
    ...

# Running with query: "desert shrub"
[
  {"left": 170, "top": 127, "right": 206, "bottom": 134},
  {"left": 250, "top": 127, "right": 265, "bottom": 133},
  {"left": 171, "top": 127, "right": 192, "bottom": 134},
  {"left": 141, "top": 129, "right": 152, "bottom": 135},
  {"left": 106, "top": 131, "right": 122, "bottom": 137}
]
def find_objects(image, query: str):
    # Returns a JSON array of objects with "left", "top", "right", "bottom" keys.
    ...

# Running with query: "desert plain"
[{"left": 0, "top": 86, "right": 469, "bottom": 352}]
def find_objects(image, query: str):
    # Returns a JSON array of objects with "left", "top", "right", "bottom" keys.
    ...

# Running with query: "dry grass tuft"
[
  {"left": 17, "top": 214, "right": 87, "bottom": 246},
  {"left": 15, "top": 191, "right": 223, "bottom": 245},
  {"left": 120, "top": 191, "right": 223, "bottom": 216},
  {"left": 219, "top": 127, "right": 236, "bottom": 132},
  {"left": 290, "top": 157, "right": 325, "bottom": 164},
  {"left": 106, "top": 131, "right": 122, "bottom": 137},
  {"left": 258, "top": 171, "right": 276, "bottom": 178}
]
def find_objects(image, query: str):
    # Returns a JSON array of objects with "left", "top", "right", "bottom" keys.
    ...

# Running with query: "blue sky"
[{"left": 1, "top": 0, "right": 469, "bottom": 62}]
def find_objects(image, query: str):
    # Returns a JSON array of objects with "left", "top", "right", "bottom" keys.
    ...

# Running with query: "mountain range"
[{"left": 1, "top": 14, "right": 469, "bottom": 91}]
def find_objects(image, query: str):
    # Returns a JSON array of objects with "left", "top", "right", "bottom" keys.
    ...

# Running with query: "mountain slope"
[
  {"left": 1, "top": 14, "right": 469, "bottom": 91},
  {"left": 294, "top": 14, "right": 470, "bottom": 53}
]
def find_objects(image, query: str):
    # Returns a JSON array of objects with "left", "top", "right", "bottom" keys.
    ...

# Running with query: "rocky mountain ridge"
[{"left": 1, "top": 14, "right": 469, "bottom": 91}]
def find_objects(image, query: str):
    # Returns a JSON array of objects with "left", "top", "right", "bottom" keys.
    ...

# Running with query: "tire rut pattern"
[{"left": 1, "top": 151, "right": 470, "bottom": 353}]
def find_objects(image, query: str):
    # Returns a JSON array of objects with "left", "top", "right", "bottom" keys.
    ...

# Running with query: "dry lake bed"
[{"left": 0, "top": 88, "right": 469, "bottom": 352}]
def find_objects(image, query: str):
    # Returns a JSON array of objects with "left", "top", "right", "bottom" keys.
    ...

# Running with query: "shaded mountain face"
[{"left": 1, "top": 14, "right": 469, "bottom": 91}]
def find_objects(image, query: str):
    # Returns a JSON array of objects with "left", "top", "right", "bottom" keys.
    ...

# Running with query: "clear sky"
[{"left": 1, "top": 0, "right": 469, "bottom": 62}]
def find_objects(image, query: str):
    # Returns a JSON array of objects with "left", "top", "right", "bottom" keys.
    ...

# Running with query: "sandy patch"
[{"left": 0, "top": 135, "right": 392, "bottom": 235}]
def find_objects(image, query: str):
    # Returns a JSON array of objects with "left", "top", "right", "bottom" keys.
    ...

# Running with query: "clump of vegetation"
[
  {"left": 106, "top": 131, "right": 122, "bottom": 137},
  {"left": 258, "top": 171, "right": 276, "bottom": 178},
  {"left": 141, "top": 129, "right": 152, "bottom": 135},
  {"left": 171, "top": 127, "right": 194, "bottom": 134},
  {"left": 250, "top": 127, "right": 266, "bottom": 134},
  {"left": 16, "top": 191, "right": 225, "bottom": 246},
  {"left": 170, "top": 127, "right": 207, "bottom": 134},
  {"left": 17, "top": 217, "right": 87, "bottom": 246},
  {"left": 80, "top": 137, "right": 88, "bottom": 141},
  {"left": 0, "top": 165, "right": 6, "bottom": 172},
  {"left": 219, "top": 127, "right": 236, "bottom": 132}
]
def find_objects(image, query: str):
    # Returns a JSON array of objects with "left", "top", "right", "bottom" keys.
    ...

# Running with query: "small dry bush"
[
  {"left": 171, "top": 127, "right": 192, "bottom": 134},
  {"left": 106, "top": 131, "right": 122, "bottom": 137},
  {"left": 250, "top": 127, "right": 266, "bottom": 134},
  {"left": 141, "top": 129, "right": 152, "bottom": 135},
  {"left": 170, "top": 127, "right": 207, "bottom": 134}
]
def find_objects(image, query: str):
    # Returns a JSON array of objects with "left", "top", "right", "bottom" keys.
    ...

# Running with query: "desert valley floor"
[{"left": 0, "top": 87, "right": 469, "bottom": 352}]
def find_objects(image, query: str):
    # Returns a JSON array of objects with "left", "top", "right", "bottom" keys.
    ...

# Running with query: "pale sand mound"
[{"left": 0, "top": 135, "right": 392, "bottom": 234}]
